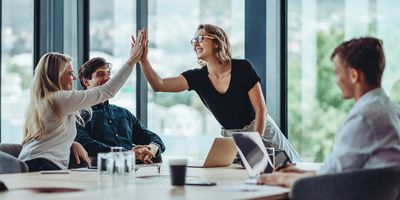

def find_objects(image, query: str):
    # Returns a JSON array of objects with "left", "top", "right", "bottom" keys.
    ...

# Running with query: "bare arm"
[
  {"left": 138, "top": 29, "right": 188, "bottom": 92},
  {"left": 248, "top": 82, "right": 267, "bottom": 136},
  {"left": 140, "top": 59, "right": 188, "bottom": 92},
  {"left": 257, "top": 171, "right": 316, "bottom": 188}
]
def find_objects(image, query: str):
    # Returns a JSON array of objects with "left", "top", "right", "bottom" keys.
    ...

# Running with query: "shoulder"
[
  {"left": 232, "top": 59, "right": 253, "bottom": 67},
  {"left": 232, "top": 59, "right": 255, "bottom": 73},
  {"left": 182, "top": 67, "right": 206, "bottom": 76}
]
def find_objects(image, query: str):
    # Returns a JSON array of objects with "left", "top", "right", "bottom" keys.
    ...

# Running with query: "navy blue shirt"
[
  {"left": 75, "top": 101, "right": 165, "bottom": 157},
  {"left": 181, "top": 59, "right": 261, "bottom": 129}
]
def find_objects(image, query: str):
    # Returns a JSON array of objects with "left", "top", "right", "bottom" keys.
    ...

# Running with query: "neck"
[
  {"left": 205, "top": 58, "right": 231, "bottom": 77},
  {"left": 354, "top": 84, "right": 380, "bottom": 101}
]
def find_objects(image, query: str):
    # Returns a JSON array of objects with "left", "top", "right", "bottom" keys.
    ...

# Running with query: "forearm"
[
  {"left": 139, "top": 59, "right": 164, "bottom": 92},
  {"left": 254, "top": 109, "right": 266, "bottom": 136},
  {"left": 281, "top": 171, "right": 316, "bottom": 188},
  {"left": 75, "top": 134, "right": 111, "bottom": 156}
]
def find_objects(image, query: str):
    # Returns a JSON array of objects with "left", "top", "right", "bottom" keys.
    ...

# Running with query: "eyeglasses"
[{"left": 191, "top": 35, "right": 214, "bottom": 46}]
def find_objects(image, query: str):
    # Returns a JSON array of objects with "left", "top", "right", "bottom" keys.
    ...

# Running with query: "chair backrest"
[
  {"left": 290, "top": 166, "right": 400, "bottom": 200},
  {"left": 0, "top": 151, "right": 28, "bottom": 174},
  {"left": 0, "top": 143, "right": 23, "bottom": 158}
]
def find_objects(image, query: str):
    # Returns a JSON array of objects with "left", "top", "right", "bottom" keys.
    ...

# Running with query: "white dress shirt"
[{"left": 318, "top": 88, "right": 400, "bottom": 175}]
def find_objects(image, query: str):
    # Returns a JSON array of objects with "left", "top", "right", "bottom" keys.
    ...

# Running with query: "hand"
[
  {"left": 144, "top": 144, "right": 159, "bottom": 155},
  {"left": 140, "top": 28, "right": 149, "bottom": 62},
  {"left": 275, "top": 164, "right": 304, "bottom": 173},
  {"left": 257, "top": 172, "right": 286, "bottom": 186},
  {"left": 127, "top": 29, "right": 145, "bottom": 66},
  {"left": 132, "top": 145, "right": 155, "bottom": 164},
  {"left": 258, "top": 171, "right": 314, "bottom": 188},
  {"left": 71, "top": 142, "right": 91, "bottom": 166}
]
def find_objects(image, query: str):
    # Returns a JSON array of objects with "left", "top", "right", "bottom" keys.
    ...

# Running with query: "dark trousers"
[{"left": 25, "top": 158, "right": 61, "bottom": 172}]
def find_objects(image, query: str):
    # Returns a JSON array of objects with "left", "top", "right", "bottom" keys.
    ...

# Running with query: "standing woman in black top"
[{"left": 138, "top": 24, "right": 301, "bottom": 162}]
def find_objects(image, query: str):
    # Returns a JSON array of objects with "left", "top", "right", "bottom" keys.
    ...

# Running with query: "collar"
[
  {"left": 349, "top": 88, "right": 385, "bottom": 115},
  {"left": 92, "top": 100, "right": 110, "bottom": 110}
]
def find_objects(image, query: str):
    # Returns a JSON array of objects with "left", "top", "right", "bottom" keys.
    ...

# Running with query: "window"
[
  {"left": 287, "top": 0, "right": 400, "bottom": 162},
  {"left": 1, "top": 0, "right": 34, "bottom": 143},
  {"left": 89, "top": 0, "right": 137, "bottom": 113},
  {"left": 147, "top": 0, "right": 244, "bottom": 159}
]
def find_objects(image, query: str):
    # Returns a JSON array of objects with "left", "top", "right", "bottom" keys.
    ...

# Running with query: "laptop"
[
  {"left": 231, "top": 132, "right": 274, "bottom": 184},
  {"left": 187, "top": 137, "right": 238, "bottom": 168}
]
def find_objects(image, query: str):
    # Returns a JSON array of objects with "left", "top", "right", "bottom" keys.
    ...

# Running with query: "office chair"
[
  {"left": 0, "top": 151, "right": 28, "bottom": 174},
  {"left": 0, "top": 143, "right": 23, "bottom": 158},
  {"left": 290, "top": 166, "right": 400, "bottom": 200}
]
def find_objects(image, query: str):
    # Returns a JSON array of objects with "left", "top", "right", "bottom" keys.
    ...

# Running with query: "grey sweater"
[{"left": 19, "top": 63, "right": 133, "bottom": 169}]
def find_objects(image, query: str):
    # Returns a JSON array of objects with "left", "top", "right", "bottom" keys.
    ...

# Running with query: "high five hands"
[{"left": 127, "top": 29, "right": 146, "bottom": 66}]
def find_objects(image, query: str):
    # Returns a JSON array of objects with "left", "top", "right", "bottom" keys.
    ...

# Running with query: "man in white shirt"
[{"left": 257, "top": 37, "right": 400, "bottom": 187}]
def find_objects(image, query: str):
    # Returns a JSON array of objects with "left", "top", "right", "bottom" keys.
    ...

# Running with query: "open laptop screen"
[{"left": 232, "top": 132, "right": 273, "bottom": 177}]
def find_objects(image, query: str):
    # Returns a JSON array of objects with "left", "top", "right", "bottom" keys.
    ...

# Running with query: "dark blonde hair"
[
  {"left": 23, "top": 52, "right": 88, "bottom": 144},
  {"left": 197, "top": 24, "right": 232, "bottom": 66}
]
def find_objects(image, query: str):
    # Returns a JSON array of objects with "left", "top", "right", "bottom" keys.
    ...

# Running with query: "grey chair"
[
  {"left": 0, "top": 143, "right": 23, "bottom": 158},
  {"left": 0, "top": 151, "right": 28, "bottom": 174},
  {"left": 290, "top": 166, "right": 400, "bottom": 200}
]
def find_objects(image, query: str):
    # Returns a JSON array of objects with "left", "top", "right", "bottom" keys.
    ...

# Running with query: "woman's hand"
[
  {"left": 71, "top": 142, "right": 91, "bottom": 166},
  {"left": 140, "top": 28, "right": 149, "bottom": 63},
  {"left": 127, "top": 29, "right": 145, "bottom": 66}
]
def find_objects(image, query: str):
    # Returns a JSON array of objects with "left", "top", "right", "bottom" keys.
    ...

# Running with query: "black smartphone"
[
  {"left": 275, "top": 149, "right": 292, "bottom": 167},
  {"left": 185, "top": 179, "right": 217, "bottom": 186}
]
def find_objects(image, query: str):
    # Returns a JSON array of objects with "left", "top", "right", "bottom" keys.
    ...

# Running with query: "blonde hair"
[
  {"left": 22, "top": 52, "right": 88, "bottom": 144},
  {"left": 197, "top": 24, "right": 232, "bottom": 66}
]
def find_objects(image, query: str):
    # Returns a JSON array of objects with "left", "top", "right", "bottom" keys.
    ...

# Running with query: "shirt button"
[
  {"left": 115, "top": 133, "right": 119, "bottom": 136},
  {"left": 109, "top": 120, "right": 112, "bottom": 123}
]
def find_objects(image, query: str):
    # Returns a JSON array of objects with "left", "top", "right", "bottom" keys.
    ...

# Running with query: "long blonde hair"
[
  {"left": 22, "top": 52, "right": 87, "bottom": 144},
  {"left": 197, "top": 24, "right": 232, "bottom": 66}
]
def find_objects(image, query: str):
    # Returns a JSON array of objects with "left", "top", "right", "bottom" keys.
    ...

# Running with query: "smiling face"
[
  {"left": 333, "top": 55, "right": 356, "bottom": 99},
  {"left": 60, "top": 63, "right": 76, "bottom": 90},
  {"left": 83, "top": 66, "right": 111, "bottom": 89},
  {"left": 192, "top": 29, "right": 218, "bottom": 61}
]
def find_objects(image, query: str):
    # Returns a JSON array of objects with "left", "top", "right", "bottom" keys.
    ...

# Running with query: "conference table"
[{"left": 0, "top": 163, "right": 294, "bottom": 200}]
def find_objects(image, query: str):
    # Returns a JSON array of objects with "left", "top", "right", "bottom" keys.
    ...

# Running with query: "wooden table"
[{"left": 0, "top": 164, "right": 289, "bottom": 200}]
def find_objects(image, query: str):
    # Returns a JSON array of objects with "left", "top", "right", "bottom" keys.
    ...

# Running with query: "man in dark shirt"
[{"left": 75, "top": 57, "right": 165, "bottom": 164}]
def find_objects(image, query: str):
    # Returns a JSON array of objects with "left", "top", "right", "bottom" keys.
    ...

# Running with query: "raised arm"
[
  {"left": 56, "top": 30, "right": 145, "bottom": 115},
  {"left": 138, "top": 29, "right": 188, "bottom": 92}
]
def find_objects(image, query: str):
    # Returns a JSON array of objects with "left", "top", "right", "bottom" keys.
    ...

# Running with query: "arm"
[
  {"left": 248, "top": 82, "right": 267, "bottom": 136},
  {"left": 75, "top": 123, "right": 112, "bottom": 156},
  {"left": 56, "top": 31, "right": 144, "bottom": 115},
  {"left": 70, "top": 142, "right": 91, "bottom": 166},
  {"left": 130, "top": 114, "right": 165, "bottom": 156},
  {"left": 139, "top": 29, "right": 188, "bottom": 92},
  {"left": 318, "top": 115, "right": 371, "bottom": 174},
  {"left": 258, "top": 171, "right": 316, "bottom": 188}
]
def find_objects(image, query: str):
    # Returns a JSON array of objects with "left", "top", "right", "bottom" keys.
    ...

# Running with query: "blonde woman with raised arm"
[{"left": 19, "top": 30, "right": 145, "bottom": 171}]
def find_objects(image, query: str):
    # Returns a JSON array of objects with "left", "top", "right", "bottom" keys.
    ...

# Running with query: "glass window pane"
[
  {"left": 288, "top": 0, "right": 400, "bottom": 162},
  {"left": 1, "top": 0, "right": 34, "bottom": 143},
  {"left": 148, "top": 0, "right": 244, "bottom": 159},
  {"left": 89, "top": 0, "right": 137, "bottom": 113}
]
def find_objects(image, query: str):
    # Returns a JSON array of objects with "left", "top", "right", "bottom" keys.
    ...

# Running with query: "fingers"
[
  {"left": 74, "top": 151, "right": 81, "bottom": 164},
  {"left": 84, "top": 152, "right": 91, "bottom": 166}
]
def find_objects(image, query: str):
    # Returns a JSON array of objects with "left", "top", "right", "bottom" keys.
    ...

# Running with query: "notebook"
[
  {"left": 231, "top": 132, "right": 274, "bottom": 184},
  {"left": 187, "top": 137, "right": 237, "bottom": 168}
]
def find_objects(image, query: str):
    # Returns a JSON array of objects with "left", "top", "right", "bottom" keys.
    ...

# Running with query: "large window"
[
  {"left": 1, "top": 0, "right": 34, "bottom": 143},
  {"left": 147, "top": 0, "right": 244, "bottom": 159},
  {"left": 288, "top": 0, "right": 400, "bottom": 162},
  {"left": 89, "top": 0, "right": 137, "bottom": 114}
]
